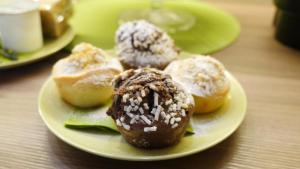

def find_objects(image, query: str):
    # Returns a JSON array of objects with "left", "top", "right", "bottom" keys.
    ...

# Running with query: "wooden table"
[{"left": 1, "top": 0, "right": 300, "bottom": 168}]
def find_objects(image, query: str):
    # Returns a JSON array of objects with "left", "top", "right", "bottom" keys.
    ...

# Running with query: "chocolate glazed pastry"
[
  {"left": 107, "top": 68, "right": 194, "bottom": 149},
  {"left": 115, "top": 20, "right": 180, "bottom": 70}
]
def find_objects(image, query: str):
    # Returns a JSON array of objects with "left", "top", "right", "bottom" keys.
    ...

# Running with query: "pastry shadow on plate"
[{"left": 191, "top": 96, "right": 231, "bottom": 136}]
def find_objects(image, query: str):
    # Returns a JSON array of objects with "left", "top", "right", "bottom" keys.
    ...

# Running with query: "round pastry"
[
  {"left": 115, "top": 20, "right": 180, "bottom": 70},
  {"left": 52, "top": 42, "right": 123, "bottom": 108},
  {"left": 107, "top": 68, "right": 194, "bottom": 149},
  {"left": 165, "top": 56, "right": 230, "bottom": 114}
]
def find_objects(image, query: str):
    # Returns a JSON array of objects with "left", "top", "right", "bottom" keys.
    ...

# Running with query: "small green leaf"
[
  {"left": 64, "top": 108, "right": 195, "bottom": 136},
  {"left": 65, "top": 116, "right": 119, "bottom": 133},
  {"left": 0, "top": 48, "right": 18, "bottom": 60},
  {"left": 185, "top": 122, "right": 195, "bottom": 135}
]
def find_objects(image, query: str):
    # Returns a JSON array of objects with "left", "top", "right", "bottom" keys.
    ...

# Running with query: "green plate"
[
  {"left": 69, "top": 0, "right": 240, "bottom": 54},
  {"left": 0, "top": 29, "right": 75, "bottom": 69},
  {"left": 38, "top": 61, "right": 247, "bottom": 161}
]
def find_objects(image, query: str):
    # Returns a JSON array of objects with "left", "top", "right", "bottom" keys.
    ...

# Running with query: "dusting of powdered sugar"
[
  {"left": 115, "top": 20, "right": 179, "bottom": 68},
  {"left": 53, "top": 43, "right": 123, "bottom": 86},
  {"left": 165, "top": 56, "right": 229, "bottom": 97},
  {"left": 73, "top": 57, "right": 124, "bottom": 87}
]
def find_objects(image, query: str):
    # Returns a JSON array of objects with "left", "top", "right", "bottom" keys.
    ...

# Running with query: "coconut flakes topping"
[
  {"left": 115, "top": 20, "right": 179, "bottom": 68},
  {"left": 111, "top": 68, "right": 193, "bottom": 132}
]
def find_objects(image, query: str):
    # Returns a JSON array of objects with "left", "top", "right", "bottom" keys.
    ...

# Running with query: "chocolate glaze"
[{"left": 107, "top": 68, "right": 194, "bottom": 149}]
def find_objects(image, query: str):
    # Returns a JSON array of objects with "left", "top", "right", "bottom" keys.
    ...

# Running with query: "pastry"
[
  {"left": 165, "top": 56, "right": 230, "bottom": 113},
  {"left": 52, "top": 43, "right": 123, "bottom": 108},
  {"left": 115, "top": 20, "right": 180, "bottom": 70},
  {"left": 107, "top": 68, "right": 194, "bottom": 149},
  {"left": 38, "top": 0, "right": 73, "bottom": 38}
]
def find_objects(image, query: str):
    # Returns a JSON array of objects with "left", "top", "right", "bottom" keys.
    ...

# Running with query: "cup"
[
  {"left": 273, "top": 0, "right": 300, "bottom": 49},
  {"left": 0, "top": 0, "right": 43, "bottom": 53}
]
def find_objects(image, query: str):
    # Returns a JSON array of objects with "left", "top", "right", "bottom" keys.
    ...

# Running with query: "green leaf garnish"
[
  {"left": 185, "top": 123, "right": 195, "bottom": 135},
  {"left": 64, "top": 108, "right": 195, "bottom": 136},
  {"left": 0, "top": 48, "right": 18, "bottom": 60},
  {"left": 65, "top": 115, "right": 119, "bottom": 133}
]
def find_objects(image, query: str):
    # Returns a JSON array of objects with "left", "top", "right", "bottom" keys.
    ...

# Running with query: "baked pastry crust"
[
  {"left": 115, "top": 20, "right": 180, "bottom": 70},
  {"left": 165, "top": 56, "right": 230, "bottom": 113},
  {"left": 107, "top": 68, "right": 194, "bottom": 149},
  {"left": 52, "top": 43, "right": 123, "bottom": 107}
]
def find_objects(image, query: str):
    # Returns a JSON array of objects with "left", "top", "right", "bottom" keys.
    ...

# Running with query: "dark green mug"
[{"left": 274, "top": 0, "right": 300, "bottom": 49}]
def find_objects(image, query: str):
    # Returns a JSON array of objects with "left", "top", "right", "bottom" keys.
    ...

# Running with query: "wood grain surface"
[{"left": 1, "top": 0, "right": 300, "bottom": 168}]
